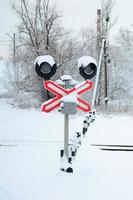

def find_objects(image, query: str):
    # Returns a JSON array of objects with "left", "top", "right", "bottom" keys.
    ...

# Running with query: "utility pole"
[
  {"left": 104, "top": 38, "right": 108, "bottom": 108},
  {"left": 6, "top": 33, "right": 18, "bottom": 102},
  {"left": 13, "top": 33, "right": 18, "bottom": 93},
  {"left": 96, "top": 9, "right": 110, "bottom": 109},
  {"left": 104, "top": 16, "right": 110, "bottom": 108},
  {"left": 6, "top": 33, "right": 16, "bottom": 64},
  {"left": 13, "top": 33, "right": 16, "bottom": 73},
  {"left": 97, "top": 9, "right": 102, "bottom": 57},
  {"left": 96, "top": 9, "right": 102, "bottom": 106}
]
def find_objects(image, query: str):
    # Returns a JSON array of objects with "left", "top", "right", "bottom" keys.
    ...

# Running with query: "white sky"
[{"left": 0, "top": 0, "right": 133, "bottom": 58}]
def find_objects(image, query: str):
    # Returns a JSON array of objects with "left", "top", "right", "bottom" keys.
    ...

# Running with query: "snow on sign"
[{"left": 41, "top": 80, "right": 93, "bottom": 113}]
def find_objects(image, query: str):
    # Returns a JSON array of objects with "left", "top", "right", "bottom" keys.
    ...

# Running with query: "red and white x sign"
[{"left": 41, "top": 80, "right": 93, "bottom": 113}]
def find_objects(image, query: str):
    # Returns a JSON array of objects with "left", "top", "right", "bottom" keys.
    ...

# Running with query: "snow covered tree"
[
  {"left": 12, "top": 0, "right": 64, "bottom": 56},
  {"left": 0, "top": 60, "right": 14, "bottom": 98},
  {"left": 80, "top": 27, "right": 97, "bottom": 58},
  {"left": 10, "top": 0, "right": 78, "bottom": 107},
  {"left": 108, "top": 28, "right": 133, "bottom": 104},
  {"left": 115, "top": 27, "right": 133, "bottom": 50}
]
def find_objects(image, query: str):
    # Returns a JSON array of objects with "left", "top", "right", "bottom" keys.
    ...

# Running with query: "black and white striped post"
[
  {"left": 91, "top": 110, "right": 96, "bottom": 123},
  {"left": 60, "top": 150, "right": 65, "bottom": 171},
  {"left": 76, "top": 132, "right": 81, "bottom": 146},
  {"left": 82, "top": 119, "right": 88, "bottom": 137},
  {"left": 71, "top": 144, "right": 76, "bottom": 160}
]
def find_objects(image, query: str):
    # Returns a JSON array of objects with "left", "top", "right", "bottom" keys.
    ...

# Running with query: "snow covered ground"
[{"left": 0, "top": 99, "right": 133, "bottom": 200}]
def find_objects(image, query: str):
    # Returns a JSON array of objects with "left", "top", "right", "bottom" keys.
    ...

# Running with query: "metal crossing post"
[{"left": 64, "top": 114, "right": 69, "bottom": 158}]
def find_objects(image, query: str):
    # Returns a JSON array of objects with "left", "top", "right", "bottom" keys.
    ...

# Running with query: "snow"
[
  {"left": 61, "top": 74, "right": 72, "bottom": 81},
  {"left": 35, "top": 55, "right": 55, "bottom": 66},
  {"left": 78, "top": 56, "right": 97, "bottom": 68},
  {"left": 54, "top": 79, "right": 65, "bottom": 86},
  {"left": 55, "top": 76, "right": 78, "bottom": 86},
  {"left": 0, "top": 99, "right": 133, "bottom": 200}
]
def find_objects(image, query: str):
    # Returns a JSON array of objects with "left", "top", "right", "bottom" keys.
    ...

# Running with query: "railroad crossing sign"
[{"left": 41, "top": 80, "right": 93, "bottom": 113}]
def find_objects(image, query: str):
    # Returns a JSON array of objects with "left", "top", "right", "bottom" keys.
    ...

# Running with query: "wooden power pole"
[
  {"left": 104, "top": 39, "right": 108, "bottom": 108},
  {"left": 97, "top": 9, "right": 109, "bottom": 109},
  {"left": 104, "top": 16, "right": 110, "bottom": 108},
  {"left": 97, "top": 9, "right": 102, "bottom": 57}
]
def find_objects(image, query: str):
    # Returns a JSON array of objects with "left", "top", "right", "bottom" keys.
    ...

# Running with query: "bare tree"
[
  {"left": 10, "top": 0, "right": 78, "bottom": 106},
  {"left": 54, "top": 36, "right": 80, "bottom": 76},
  {"left": 115, "top": 27, "right": 133, "bottom": 50},
  {"left": 101, "top": 0, "right": 116, "bottom": 36},
  {"left": 11, "top": 0, "right": 63, "bottom": 105},
  {"left": 109, "top": 28, "right": 133, "bottom": 101},
  {"left": 12, "top": 0, "right": 64, "bottom": 56},
  {"left": 0, "top": 62, "right": 14, "bottom": 98},
  {"left": 80, "top": 27, "right": 97, "bottom": 57}
]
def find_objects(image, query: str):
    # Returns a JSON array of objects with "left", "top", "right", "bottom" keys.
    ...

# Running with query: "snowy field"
[{"left": 0, "top": 99, "right": 133, "bottom": 200}]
